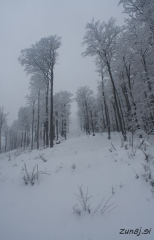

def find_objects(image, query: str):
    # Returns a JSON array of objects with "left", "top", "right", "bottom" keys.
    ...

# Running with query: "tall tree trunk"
[
  {"left": 112, "top": 101, "right": 119, "bottom": 132},
  {"left": 90, "top": 110, "right": 95, "bottom": 134},
  {"left": 24, "top": 130, "right": 26, "bottom": 150},
  {"left": 124, "top": 62, "right": 139, "bottom": 128},
  {"left": 21, "top": 131, "right": 23, "bottom": 149},
  {"left": 101, "top": 105, "right": 106, "bottom": 131},
  {"left": 31, "top": 102, "right": 35, "bottom": 150},
  {"left": 106, "top": 59, "right": 127, "bottom": 140},
  {"left": 85, "top": 100, "right": 90, "bottom": 134},
  {"left": 5, "top": 130, "right": 8, "bottom": 152},
  {"left": 101, "top": 75, "right": 110, "bottom": 139},
  {"left": 37, "top": 90, "right": 40, "bottom": 149},
  {"left": 67, "top": 115, "right": 69, "bottom": 133},
  {"left": 121, "top": 83, "right": 131, "bottom": 115},
  {"left": 56, "top": 119, "right": 59, "bottom": 141},
  {"left": 63, "top": 105, "right": 67, "bottom": 140},
  {"left": 50, "top": 67, "right": 54, "bottom": 147},
  {"left": 116, "top": 89, "right": 127, "bottom": 137},
  {"left": 45, "top": 83, "right": 49, "bottom": 147}
]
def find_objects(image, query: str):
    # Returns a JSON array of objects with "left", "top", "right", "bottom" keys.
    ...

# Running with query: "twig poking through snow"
[
  {"left": 132, "top": 168, "right": 139, "bottom": 179},
  {"left": 94, "top": 194, "right": 118, "bottom": 215},
  {"left": 111, "top": 142, "right": 116, "bottom": 151},
  {"left": 38, "top": 154, "right": 47, "bottom": 162}
]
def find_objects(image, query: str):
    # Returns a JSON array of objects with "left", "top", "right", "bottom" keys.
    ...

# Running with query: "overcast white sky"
[{"left": 0, "top": 0, "right": 125, "bottom": 124}]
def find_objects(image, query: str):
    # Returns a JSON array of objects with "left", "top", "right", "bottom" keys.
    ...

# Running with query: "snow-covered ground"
[{"left": 0, "top": 130, "right": 154, "bottom": 240}]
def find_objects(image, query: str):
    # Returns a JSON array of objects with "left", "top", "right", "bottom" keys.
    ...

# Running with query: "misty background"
[{"left": 0, "top": 0, "right": 125, "bottom": 125}]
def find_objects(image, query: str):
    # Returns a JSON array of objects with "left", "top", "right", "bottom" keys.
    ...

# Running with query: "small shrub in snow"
[
  {"left": 73, "top": 186, "right": 118, "bottom": 217},
  {"left": 21, "top": 164, "right": 49, "bottom": 185},
  {"left": 142, "top": 160, "right": 154, "bottom": 186},
  {"left": 21, "top": 164, "right": 37, "bottom": 185},
  {"left": 74, "top": 185, "right": 92, "bottom": 214}
]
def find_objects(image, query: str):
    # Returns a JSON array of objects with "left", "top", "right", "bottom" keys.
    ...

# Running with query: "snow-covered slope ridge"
[{"left": 0, "top": 132, "right": 154, "bottom": 240}]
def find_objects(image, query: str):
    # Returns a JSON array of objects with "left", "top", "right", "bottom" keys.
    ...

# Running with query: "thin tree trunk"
[
  {"left": 100, "top": 104, "right": 106, "bottom": 131},
  {"left": 45, "top": 83, "right": 49, "bottom": 147},
  {"left": 37, "top": 90, "right": 40, "bottom": 149},
  {"left": 5, "top": 130, "right": 8, "bottom": 152},
  {"left": 121, "top": 83, "right": 131, "bottom": 114},
  {"left": 50, "top": 67, "right": 54, "bottom": 147},
  {"left": 90, "top": 110, "right": 95, "bottom": 134},
  {"left": 112, "top": 101, "right": 119, "bottom": 132},
  {"left": 85, "top": 100, "right": 90, "bottom": 134},
  {"left": 116, "top": 89, "right": 127, "bottom": 137},
  {"left": 101, "top": 75, "right": 110, "bottom": 139},
  {"left": 31, "top": 102, "right": 35, "bottom": 150},
  {"left": 56, "top": 119, "right": 59, "bottom": 141},
  {"left": 21, "top": 131, "right": 23, "bottom": 149},
  {"left": 24, "top": 131, "right": 26, "bottom": 150}
]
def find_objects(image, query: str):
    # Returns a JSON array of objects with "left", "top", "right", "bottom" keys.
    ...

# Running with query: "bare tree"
[
  {"left": 76, "top": 86, "right": 94, "bottom": 135},
  {"left": 18, "top": 35, "right": 62, "bottom": 148},
  {"left": 82, "top": 18, "right": 127, "bottom": 140},
  {"left": 54, "top": 91, "right": 73, "bottom": 140}
]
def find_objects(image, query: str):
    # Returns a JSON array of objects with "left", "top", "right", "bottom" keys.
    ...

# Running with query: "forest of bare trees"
[
  {"left": 0, "top": 0, "right": 153, "bottom": 153},
  {"left": 77, "top": 0, "right": 154, "bottom": 140}
]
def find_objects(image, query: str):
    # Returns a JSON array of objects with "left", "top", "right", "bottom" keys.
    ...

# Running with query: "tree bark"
[
  {"left": 85, "top": 100, "right": 90, "bottom": 135},
  {"left": 101, "top": 75, "right": 110, "bottom": 139},
  {"left": 37, "top": 90, "right": 40, "bottom": 149},
  {"left": 31, "top": 102, "right": 35, "bottom": 150},
  {"left": 45, "top": 83, "right": 49, "bottom": 147},
  {"left": 50, "top": 67, "right": 54, "bottom": 147}
]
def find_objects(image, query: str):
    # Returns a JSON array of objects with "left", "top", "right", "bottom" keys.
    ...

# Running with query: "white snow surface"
[{"left": 0, "top": 130, "right": 154, "bottom": 240}]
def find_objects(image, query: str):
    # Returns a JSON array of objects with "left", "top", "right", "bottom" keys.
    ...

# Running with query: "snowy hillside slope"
[{"left": 0, "top": 131, "right": 154, "bottom": 240}]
